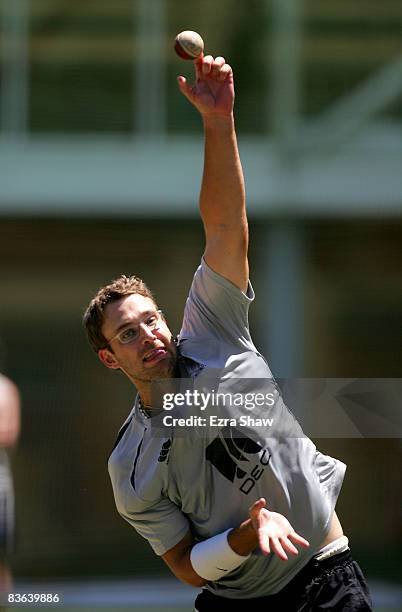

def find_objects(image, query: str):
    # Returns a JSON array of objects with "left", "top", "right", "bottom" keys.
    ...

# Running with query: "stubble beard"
[{"left": 128, "top": 345, "right": 177, "bottom": 384}]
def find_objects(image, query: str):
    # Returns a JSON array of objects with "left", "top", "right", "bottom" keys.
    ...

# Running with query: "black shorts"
[{"left": 194, "top": 550, "right": 372, "bottom": 611}]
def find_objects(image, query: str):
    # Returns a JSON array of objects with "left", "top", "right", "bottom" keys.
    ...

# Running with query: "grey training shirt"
[{"left": 108, "top": 259, "right": 346, "bottom": 599}]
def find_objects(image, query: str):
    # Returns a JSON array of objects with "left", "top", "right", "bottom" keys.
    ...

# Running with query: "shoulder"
[
  {"left": 179, "top": 258, "right": 256, "bottom": 351},
  {"left": 191, "top": 257, "right": 254, "bottom": 304}
]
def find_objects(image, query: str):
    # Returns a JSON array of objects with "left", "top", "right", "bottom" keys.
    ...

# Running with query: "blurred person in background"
[{"left": 0, "top": 374, "right": 20, "bottom": 600}]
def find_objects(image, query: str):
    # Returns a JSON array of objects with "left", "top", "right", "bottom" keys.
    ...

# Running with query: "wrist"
[
  {"left": 190, "top": 528, "right": 251, "bottom": 582},
  {"left": 202, "top": 113, "right": 235, "bottom": 132},
  {"left": 228, "top": 518, "right": 258, "bottom": 556}
]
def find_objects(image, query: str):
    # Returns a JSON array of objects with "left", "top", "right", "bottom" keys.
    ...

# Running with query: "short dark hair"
[{"left": 83, "top": 275, "right": 157, "bottom": 352}]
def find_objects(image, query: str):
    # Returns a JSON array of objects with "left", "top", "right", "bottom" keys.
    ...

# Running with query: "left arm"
[
  {"left": 161, "top": 498, "right": 310, "bottom": 586},
  {"left": 177, "top": 55, "right": 248, "bottom": 292}
]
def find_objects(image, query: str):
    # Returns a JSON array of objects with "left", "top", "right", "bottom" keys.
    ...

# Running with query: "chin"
[{"left": 149, "top": 355, "right": 176, "bottom": 380}]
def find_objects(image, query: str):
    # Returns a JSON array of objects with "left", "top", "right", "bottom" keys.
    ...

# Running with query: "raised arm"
[{"left": 177, "top": 55, "right": 248, "bottom": 292}]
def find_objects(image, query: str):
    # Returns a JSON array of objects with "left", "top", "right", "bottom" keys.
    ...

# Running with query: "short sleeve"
[
  {"left": 179, "top": 258, "right": 255, "bottom": 351},
  {"left": 314, "top": 450, "right": 347, "bottom": 515},
  {"left": 118, "top": 494, "right": 190, "bottom": 556}
]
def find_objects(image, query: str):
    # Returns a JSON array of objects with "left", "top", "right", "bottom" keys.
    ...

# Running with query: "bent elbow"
[
  {"left": 178, "top": 572, "right": 207, "bottom": 588},
  {"left": 190, "top": 576, "right": 208, "bottom": 588}
]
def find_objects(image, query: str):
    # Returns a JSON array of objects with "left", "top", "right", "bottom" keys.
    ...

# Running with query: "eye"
[{"left": 119, "top": 327, "right": 138, "bottom": 343}]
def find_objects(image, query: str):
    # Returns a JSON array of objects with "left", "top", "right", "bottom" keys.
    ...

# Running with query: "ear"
[{"left": 98, "top": 348, "right": 121, "bottom": 371}]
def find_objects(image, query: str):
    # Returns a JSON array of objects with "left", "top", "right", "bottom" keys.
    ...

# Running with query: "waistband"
[
  {"left": 314, "top": 535, "right": 349, "bottom": 562},
  {"left": 199, "top": 549, "right": 355, "bottom": 606}
]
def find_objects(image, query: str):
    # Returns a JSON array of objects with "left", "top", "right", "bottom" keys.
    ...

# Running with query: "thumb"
[
  {"left": 249, "top": 497, "right": 267, "bottom": 518},
  {"left": 194, "top": 55, "right": 204, "bottom": 81},
  {"left": 177, "top": 76, "right": 194, "bottom": 103}
]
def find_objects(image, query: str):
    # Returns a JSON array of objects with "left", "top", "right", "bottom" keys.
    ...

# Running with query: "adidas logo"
[{"left": 206, "top": 426, "right": 271, "bottom": 495}]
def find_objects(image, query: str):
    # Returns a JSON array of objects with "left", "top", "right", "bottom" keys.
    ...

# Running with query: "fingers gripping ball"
[{"left": 174, "top": 31, "right": 204, "bottom": 60}]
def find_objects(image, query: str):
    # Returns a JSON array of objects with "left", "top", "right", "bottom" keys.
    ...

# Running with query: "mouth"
[{"left": 143, "top": 347, "right": 168, "bottom": 366}]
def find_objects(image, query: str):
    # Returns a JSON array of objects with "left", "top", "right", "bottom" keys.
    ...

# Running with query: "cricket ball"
[{"left": 174, "top": 31, "right": 204, "bottom": 60}]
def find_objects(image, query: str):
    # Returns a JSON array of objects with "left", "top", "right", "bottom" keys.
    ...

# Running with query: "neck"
[
  {"left": 134, "top": 350, "right": 180, "bottom": 408},
  {"left": 136, "top": 385, "right": 152, "bottom": 409},
  {"left": 138, "top": 394, "right": 152, "bottom": 418}
]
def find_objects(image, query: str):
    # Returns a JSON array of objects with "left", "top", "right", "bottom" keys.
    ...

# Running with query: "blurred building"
[{"left": 0, "top": 0, "right": 401, "bottom": 584}]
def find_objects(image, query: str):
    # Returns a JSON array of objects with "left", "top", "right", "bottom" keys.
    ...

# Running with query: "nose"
[{"left": 140, "top": 322, "right": 158, "bottom": 342}]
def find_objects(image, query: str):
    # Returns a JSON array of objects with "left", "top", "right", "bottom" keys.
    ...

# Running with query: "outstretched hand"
[
  {"left": 177, "top": 55, "right": 234, "bottom": 118},
  {"left": 249, "top": 498, "right": 310, "bottom": 561}
]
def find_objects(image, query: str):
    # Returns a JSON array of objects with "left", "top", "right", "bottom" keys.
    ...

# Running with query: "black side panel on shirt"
[{"left": 109, "top": 417, "right": 133, "bottom": 457}]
